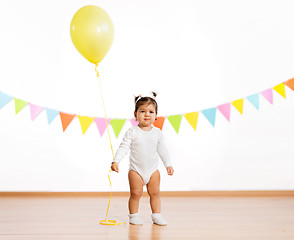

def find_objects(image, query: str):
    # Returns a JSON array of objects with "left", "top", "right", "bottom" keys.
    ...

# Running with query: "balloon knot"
[{"left": 95, "top": 64, "right": 100, "bottom": 77}]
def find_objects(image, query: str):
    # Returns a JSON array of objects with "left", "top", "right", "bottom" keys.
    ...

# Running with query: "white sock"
[
  {"left": 151, "top": 213, "right": 167, "bottom": 226},
  {"left": 129, "top": 212, "right": 143, "bottom": 225}
]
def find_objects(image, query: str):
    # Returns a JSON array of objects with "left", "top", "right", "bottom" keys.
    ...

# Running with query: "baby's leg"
[
  {"left": 146, "top": 170, "right": 161, "bottom": 213},
  {"left": 128, "top": 170, "right": 144, "bottom": 214}
]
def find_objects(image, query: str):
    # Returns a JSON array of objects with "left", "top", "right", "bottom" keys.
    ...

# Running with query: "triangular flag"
[
  {"left": 78, "top": 116, "right": 95, "bottom": 135},
  {"left": 0, "top": 92, "right": 13, "bottom": 109},
  {"left": 284, "top": 78, "right": 294, "bottom": 91},
  {"left": 273, "top": 83, "right": 286, "bottom": 98},
  {"left": 202, "top": 108, "right": 216, "bottom": 127},
  {"left": 29, "top": 104, "right": 44, "bottom": 121},
  {"left": 60, "top": 112, "right": 76, "bottom": 132},
  {"left": 217, "top": 103, "right": 230, "bottom": 122},
  {"left": 14, "top": 98, "right": 28, "bottom": 114},
  {"left": 110, "top": 119, "right": 126, "bottom": 138},
  {"left": 46, "top": 108, "right": 60, "bottom": 125},
  {"left": 95, "top": 118, "right": 111, "bottom": 137},
  {"left": 184, "top": 112, "right": 199, "bottom": 131},
  {"left": 247, "top": 94, "right": 259, "bottom": 110},
  {"left": 129, "top": 118, "right": 139, "bottom": 126},
  {"left": 153, "top": 117, "right": 165, "bottom": 130},
  {"left": 232, "top": 99, "right": 244, "bottom": 115},
  {"left": 167, "top": 115, "right": 182, "bottom": 133},
  {"left": 261, "top": 88, "right": 273, "bottom": 104}
]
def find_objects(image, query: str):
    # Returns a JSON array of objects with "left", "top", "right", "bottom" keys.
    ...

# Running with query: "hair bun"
[{"left": 151, "top": 91, "right": 157, "bottom": 98}]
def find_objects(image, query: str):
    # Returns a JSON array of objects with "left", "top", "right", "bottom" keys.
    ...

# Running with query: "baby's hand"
[
  {"left": 166, "top": 166, "right": 174, "bottom": 176},
  {"left": 111, "top": 162, "right": 119, "bottom": 173}
]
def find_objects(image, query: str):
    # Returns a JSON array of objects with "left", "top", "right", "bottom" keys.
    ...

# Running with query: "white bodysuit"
[{"left": 114, "top": 125, "right": 172, "bottom": 185}]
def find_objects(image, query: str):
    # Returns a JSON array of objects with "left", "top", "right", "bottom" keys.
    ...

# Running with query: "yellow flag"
[
  {"left": 78, "top": 116, "right": 95, "bottom": 135},
  {"left": 184, "top": 112, "right": 199, "bottom": 131},
  {"left": 273, "top": 83, "right": 286, "bottom": 98},
  {"left": 232, "top": 99, "right": 243, "bottom": 115}
]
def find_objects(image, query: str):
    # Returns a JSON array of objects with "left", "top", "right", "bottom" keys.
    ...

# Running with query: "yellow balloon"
[{"left": 70, "top": 5, "right": 114, "bottom": 64}]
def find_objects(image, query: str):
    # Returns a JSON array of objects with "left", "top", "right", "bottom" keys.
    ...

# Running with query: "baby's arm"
[
  {"left": 157, "top": 131, "right": 174, "bottom": 175},
  {"left": 111, "top": 128, "right": 133, "bottom": 172}
]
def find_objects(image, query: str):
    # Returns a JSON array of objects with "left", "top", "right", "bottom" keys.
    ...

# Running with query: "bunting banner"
[
  {"left": 0, "top": 78, "right": 293, "bottom": 137},
  {"left": 247, "top": 94, "right": 259, "bottom": 110},
  {"left": 217, "top": 103, "right": 230, "bottom": 121},
  {"left": 46, "top": 108, "right": 60, "bottom": 125},
  {"left": 184, "top": 112, "right": 199, "bottom": 130},
  {"left": 78, "top": 116, "right": 95, "bottom": 135},
  {"left": 30, "top": 104, "right": 44, "bottom": 121},
  {"left": 60, "top": 112, "right": 76, "bottom": 132}
]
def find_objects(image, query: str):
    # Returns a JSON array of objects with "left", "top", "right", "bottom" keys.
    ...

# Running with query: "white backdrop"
[{"left": 0, "top": 0, "right": 294, "bottom": 191}]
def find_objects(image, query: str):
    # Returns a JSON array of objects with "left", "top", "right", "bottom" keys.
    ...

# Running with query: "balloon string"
[
  {"left": 96, "top": 64, "right": 115, "bottom": 161},
  {"left": 99, "top": 169, "right": 125, "bottom": 226},
  {"left": 96, "top": 64, "right": 125, "bottom": 226},
  {"left": 106, "top": 170, "right": 112, "bottom": 217}
]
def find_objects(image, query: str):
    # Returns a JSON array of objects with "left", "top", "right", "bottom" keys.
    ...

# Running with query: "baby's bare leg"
[
  {"left": 147, "top": 170, "right": 161, "bottom": 213},
  {"left": 128, "top": 170, "right": 144, "bottom": 214}
]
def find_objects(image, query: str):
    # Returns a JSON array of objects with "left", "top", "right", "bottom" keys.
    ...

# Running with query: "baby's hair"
[{"left": 134, "top": 91, "right": 158, "bottom": 114}]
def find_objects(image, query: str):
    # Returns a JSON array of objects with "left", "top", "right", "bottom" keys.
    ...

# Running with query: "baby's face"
[{"left": 135, "top": 103, "right": 157, "bottom": 127}]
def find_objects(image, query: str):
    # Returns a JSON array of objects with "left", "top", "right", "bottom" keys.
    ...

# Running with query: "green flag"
[
  {"left": 14, "top": 98, "right": 28, "bottom": 114},
  {"left": 167, "top": 115, "right": 182, "bottom": 133},
  {"left": 110, "top": 119, "right": 126, "bottom": 138}
]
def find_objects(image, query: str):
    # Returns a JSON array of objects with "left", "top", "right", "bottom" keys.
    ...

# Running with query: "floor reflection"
[{"left": 128, "top": 223, "right": 163, "bottom": 240}]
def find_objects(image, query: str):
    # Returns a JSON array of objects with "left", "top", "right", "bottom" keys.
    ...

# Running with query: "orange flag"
[
  {"left": 284, "top": 78, "right": 294, "bottom": 91},
  {"left": 60, "top": 112, "right": 76, "bottom": 132},
  {"left": 153, "top": 117, "right": 165, "bottom": 130}
]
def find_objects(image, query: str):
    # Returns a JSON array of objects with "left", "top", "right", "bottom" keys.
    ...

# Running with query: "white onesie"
[{"left": 114, "top": 125, "right": 172, "bottom": 185}]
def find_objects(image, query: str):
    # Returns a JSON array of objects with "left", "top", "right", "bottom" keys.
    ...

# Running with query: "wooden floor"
[{"left": 0, "top": 195, "right": 293, "bottom": 240}]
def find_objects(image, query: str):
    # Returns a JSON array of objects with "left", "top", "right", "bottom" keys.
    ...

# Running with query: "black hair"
[{"left": 134, "top": 91, "right": 158, "bottom": 114}]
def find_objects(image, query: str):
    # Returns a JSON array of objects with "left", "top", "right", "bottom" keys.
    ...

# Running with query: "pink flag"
[
  {"left": 217, "top": 103, "right": 230, "bottom": 121},
  {"left": 261, "top": 88, "right": 273, "bottom": 104},
  {"left": 29, "top": 103, "right": 44, "bottom": 121},
  {"left": 95, "top": 117, "right": 111, "bottom": 137},
  {"left": 129, "top": 118, "right": 138, "bottom": 126}
]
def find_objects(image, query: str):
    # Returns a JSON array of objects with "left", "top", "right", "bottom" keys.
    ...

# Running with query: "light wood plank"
[
  {"left": 0, "top": 196, "right": 293, "bottom": 239},
  {"left": 0, "top": 191, "right": 294, "bottom": 197}
]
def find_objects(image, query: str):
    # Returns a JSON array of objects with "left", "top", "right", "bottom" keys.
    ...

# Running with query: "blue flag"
[
  {"left": 247, "top": 94, "right": 259, "bottom": 110},
  {"left": 46, "top": 108, "right": 59, "bottom": 125},
  {"left": 202, "top": 108, "right": 216, "bottom": 127},
  {"left": 0, "top": 92, "right": 13, "bottom": 109}
]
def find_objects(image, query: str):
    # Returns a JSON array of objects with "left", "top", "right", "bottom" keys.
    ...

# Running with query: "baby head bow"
[{"left": 135, "top": 92, "right": 157, "bottom": 103}]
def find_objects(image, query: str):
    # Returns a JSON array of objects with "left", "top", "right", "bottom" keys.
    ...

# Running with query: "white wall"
[{"left": 0, "top": 0, "right": 293, "bottom": 191}]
